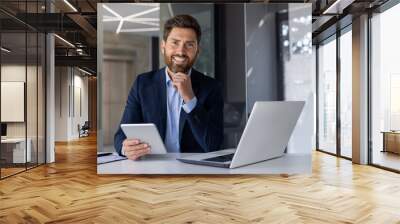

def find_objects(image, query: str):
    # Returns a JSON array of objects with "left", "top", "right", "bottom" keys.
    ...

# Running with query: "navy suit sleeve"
[
  {"left": 185, "top": 82, "right": 224, "bottom": 152},
  {"left": 114, "top": 77, "right": 143, "bottom": 156}
]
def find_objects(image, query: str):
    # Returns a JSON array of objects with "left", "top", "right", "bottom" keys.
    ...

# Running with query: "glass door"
[
  {"left": 339, "top": 27, "right": 352, "bottom": 158},
  {"left": 317, "top": 36, "right": 337, "bottom": 155}
]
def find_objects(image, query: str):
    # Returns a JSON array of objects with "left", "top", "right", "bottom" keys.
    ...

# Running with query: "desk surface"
[
  {"left": 97, "top": 149, "right": 311, "bottom": 174},
  {"left": 381, "top": 131, "right": 400, "bottom": 134},
  {"left": 1, "top": 138, "right": 27, "bottom": 143}
]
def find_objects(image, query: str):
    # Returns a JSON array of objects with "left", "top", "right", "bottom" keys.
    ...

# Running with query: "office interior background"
[{"left": 1, "top": 0, "right": 400, "bottom": 222}]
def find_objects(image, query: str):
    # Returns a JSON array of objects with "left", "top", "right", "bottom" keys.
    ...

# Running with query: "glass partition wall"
[
  {"left": 0, "top": 2, "right": 46, "bottom": 179},
  {"left": 317, "top": 36, "right": 337, "bottom": 155},
  {"left": 245, "top": 3, "right": 314, "bottom": 154},
  {"left": 370, "top": 2, "right": 400, "bottom": 171},
  {"left": 316, "top": 26, "right": 352, "bottom": 159},
  {"left": 339, "top": 27, "right": 352, "bottom": 159}
]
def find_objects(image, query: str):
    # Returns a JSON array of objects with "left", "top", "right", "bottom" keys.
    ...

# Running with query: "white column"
[
  {"left": 352, "top": 14, "right": 369, "bottom": 164},
  {"left": 46, "top": 32, "right": 55, "bottom": 163},
  {"left": 97, "top": 4, "right": 104, "bottom": 152}
]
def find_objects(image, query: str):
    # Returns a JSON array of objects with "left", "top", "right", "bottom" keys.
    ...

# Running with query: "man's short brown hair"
[{"left": 163, "top": 14, "right": 201, "bottom": 43}]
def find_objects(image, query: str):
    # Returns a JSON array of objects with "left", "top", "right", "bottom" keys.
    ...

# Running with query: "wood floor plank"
[{"left": 1, "top": 134, "right": 400, "bottom": 223}]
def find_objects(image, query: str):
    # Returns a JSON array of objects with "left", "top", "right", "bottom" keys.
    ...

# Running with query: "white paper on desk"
[{"left": 97, "top": 153, "right": 127, "bottom": 164}]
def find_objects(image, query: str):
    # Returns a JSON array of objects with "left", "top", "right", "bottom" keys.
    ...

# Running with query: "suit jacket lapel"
[
  {"left": 191, "top": 69, "right": 201, "bottom": 98},
  {"left": 157, "top": 68, "right": 167, "bottom": 141},
  {"left": 179, "top": 109, "right": 187, "bottom": 143},
  {"left": 179, "top": 69, "right": 201, "bottom": 143}
]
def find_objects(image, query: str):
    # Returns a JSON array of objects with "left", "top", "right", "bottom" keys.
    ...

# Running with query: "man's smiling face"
[{"left": 161, "top": 27, "right": 199, "bottom": 74}]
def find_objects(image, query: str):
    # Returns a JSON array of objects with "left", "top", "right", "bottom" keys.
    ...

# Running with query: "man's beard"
[{"left": 163, "top": 52, "right": 197, "bottom": 74}]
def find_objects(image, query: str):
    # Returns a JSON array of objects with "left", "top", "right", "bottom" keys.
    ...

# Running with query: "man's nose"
[{"left": 175, "top": 43, "right": 187, "bottom": 54}]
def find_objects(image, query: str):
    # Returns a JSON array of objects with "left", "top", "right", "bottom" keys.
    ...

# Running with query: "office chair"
[{"left": 78, "top": 121, "right": 90, "bottom": 138}]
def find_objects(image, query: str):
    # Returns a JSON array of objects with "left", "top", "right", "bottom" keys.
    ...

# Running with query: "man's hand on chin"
[{"left": 172, "top": 72, "right": 195, "bottom": 103}]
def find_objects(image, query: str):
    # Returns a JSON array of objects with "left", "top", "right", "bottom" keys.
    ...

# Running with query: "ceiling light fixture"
[
  {"left": 168, "top": 4, "right": 174, "bottom": 17},
  {"left": 102, "top": 4, "right": 122, "bottom": 19},
  {"left": 322, "top": 0, "right": 354, "bottom": 15},
  {"left": 120, "top": 7, "right": 159, "bottom": 34},
  {"left": 1, "top": 47, "right": 11, "bottom": 53},
  {"left": 125, "top": 18, "right": 159, "bottom": 22},
  {"left": 102, "top": 4, "right": 124, "bottom": 34},
  {"left": 133, "top": 3, "right": 160, "bottom": 7},
  {"left": 102, "top": 4, "right": 160, "bottom": 34},
  {"left": 103, "top": 16, "right": 120, "bottom": 22},
  {"left": 78, "top": 67, "right": 92, "bottom": 76},
  {"left": 63, "top": 0, "right": 78, "bottom": 12},
  {"left": 119, "top": 28, "right": 159, "bottom": 33},
  {"left": 125, "top": 7, "right": 160, "bottom": 20},
  {"left": 116, "top": 19, "right": 124, "bottom": 34},
  {"left": 125, "top": 20, "right": 159, "bottom": 27},
  {"left": 54, "top": 34, "right": 75, "bottom": 48},
  {"left": 323, "top": 0, "right": 341, "bottom": 14}
]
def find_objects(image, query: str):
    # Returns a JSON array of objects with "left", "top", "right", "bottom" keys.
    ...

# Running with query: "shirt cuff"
[
  {"left": 121, "top": 146, "right": 126, "bottom": 156},
  {"left": 182, "top": 96, "right": 197, "bottom": 113}
]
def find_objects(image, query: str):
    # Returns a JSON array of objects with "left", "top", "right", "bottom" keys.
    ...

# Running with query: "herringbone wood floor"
[{"left": 1, "top": 134, "right": 400, "bottom": 223}]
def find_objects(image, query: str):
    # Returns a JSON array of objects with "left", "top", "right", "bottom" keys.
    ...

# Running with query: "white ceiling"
[{"left": 102, "top": 3, "right": 160, "bottom": 37}]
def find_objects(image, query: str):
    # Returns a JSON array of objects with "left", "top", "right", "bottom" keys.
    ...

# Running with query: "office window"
[
  {"left": 371, "top": 3, "right": 400, "bottom": 171},
  {"left": 339, "top": 28, "right": 352, "bottom": 158},
  {"left": 317, "top": 37, "right": 337, "bottom": 154},
  {"left": 245, "top": 3, "right": 314, "bottom": 153}
]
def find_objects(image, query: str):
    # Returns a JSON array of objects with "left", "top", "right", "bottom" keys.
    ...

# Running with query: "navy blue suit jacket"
[{"left": 114, "top": 67, "right": 224, "bottom": 155}]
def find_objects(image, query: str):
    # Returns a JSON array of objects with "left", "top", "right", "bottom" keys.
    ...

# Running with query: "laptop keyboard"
[{"left": 202, "top": 153, "right": 234, "bottom": 163}]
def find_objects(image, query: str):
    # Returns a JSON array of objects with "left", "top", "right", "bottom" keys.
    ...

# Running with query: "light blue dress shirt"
[
  {"left": 164, "top": 67, "right": 197, "bottom": 153},
  {"left": 122, "top": 68, "right": 197, "bottom": 156}
]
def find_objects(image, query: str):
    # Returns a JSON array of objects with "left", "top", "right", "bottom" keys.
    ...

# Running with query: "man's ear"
[{"left": 160, "top": 40, "right": 165, "bottom": 54}]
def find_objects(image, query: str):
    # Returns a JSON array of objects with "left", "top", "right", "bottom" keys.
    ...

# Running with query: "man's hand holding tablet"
[
  {"left": 122, "top": 139, "right": 151, "bottom": 160},
  {"left": 120, "top": 124, "right": 167, "bottom": 160}
]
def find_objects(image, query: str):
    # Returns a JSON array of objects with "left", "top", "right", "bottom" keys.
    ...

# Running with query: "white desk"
[
  {"left": 1, "top": 138, "right": 31, "bottom": 163},
  {"left": 97, "top": 149, "right": 311, "bottom": 175}
]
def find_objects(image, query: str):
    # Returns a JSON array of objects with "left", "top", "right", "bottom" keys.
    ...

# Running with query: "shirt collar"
[{"left": 165, "top": 67, "right": 192, "bottom": 86}]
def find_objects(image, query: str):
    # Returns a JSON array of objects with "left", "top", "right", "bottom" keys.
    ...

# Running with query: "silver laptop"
[{"left": 177, "top": 101, "right": 305, "bottom": 168}]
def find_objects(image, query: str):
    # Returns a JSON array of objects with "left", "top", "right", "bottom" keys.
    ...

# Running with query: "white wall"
[
  {"left": 1, "top": 65, "right": 37, "bottom": 137},
  {"left": 55, "top": 67, "right": 69, "bottom": 141},
  {"left": 72, "top": 73, "right": 89, "bottom": 138},
  {"left": 1, "top": 65, "right": 27, "bottom": 141},
  {"left": 55, "top": 67, "right": 89, "bottom": 141}
]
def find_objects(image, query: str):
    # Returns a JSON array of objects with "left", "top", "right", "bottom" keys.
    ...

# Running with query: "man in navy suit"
[{"left": 114, "top": 14, "right": 223, "bottom": 160}]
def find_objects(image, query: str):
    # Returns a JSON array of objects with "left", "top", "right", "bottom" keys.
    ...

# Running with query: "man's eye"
[{"left": 186, "top": 43, "right": 195, "bottom": 48}]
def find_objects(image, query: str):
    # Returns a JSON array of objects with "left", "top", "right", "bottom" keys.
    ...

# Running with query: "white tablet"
[{"left": 120, "top": 123, "right": 167, "bottom": 154}]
